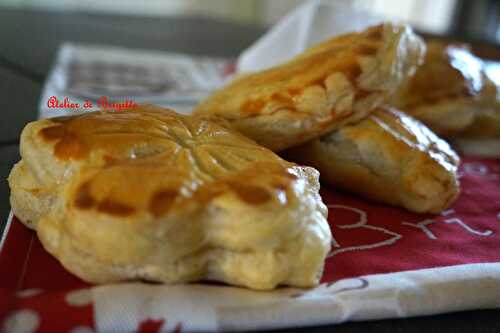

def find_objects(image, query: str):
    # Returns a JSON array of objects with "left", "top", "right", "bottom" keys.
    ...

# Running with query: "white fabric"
[
  {"left": 90, "top": 263, "right": 500, "bottom": 332},
  {"left": 237, "top": 0, "right": 383, "bottom": 73}
]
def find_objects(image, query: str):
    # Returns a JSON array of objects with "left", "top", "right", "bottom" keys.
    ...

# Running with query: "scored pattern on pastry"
[
  {"left": 8, "top": 106, "right": 331, "bottom": 290},
  {"left": 194, "top": 23, "right": 425, "bottom": 151}
]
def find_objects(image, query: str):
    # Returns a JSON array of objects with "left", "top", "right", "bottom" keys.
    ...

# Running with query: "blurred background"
[{"left": 1, "top": 0, "right": 500, "bottom": 45}]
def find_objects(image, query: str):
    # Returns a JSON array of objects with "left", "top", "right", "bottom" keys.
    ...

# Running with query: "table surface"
[{"left": 0, "top": 8, "right": 499, "bottom": 333}]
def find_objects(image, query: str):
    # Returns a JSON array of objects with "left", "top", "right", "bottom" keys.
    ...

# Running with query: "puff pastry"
[
  {"left": 284, "top": 107, "right": 460, "bottom": 213},
  {"left": 392, "top": 40, "right": 500, "bottom": 137},
  {"left": 8, "top": 106, "right": 331, "bottom": 290},
  {"left": 194, "top": 23, "right": 425, "bottom": 151}
]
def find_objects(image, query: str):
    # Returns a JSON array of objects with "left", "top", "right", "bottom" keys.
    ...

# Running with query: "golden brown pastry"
[
  {"left": 459, "top": 107, "right": 500, "bottom": 138},
  {"left": 194, "top": 23, "right": 425, "bottom": 151},
  {"left": 284, "top": 107, "right": 460, "bottom": 213},
  {"left": 392, "top": 40, "right": 500, "bottom": 137},
  {"left": 458, "top": 73, "right": 500, "bottom": 138},
  {"left": 8, "top": 105, "right": 331, "bottom": 290}
]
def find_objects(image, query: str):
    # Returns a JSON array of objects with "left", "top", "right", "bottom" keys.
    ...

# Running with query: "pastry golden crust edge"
[
  {"left": 284, "top": 107, "right": 460, "bottom": 213},
  {"left": 194, "top": 23, "right": 425, "bottom": 151},
  {"left": 8, "top": 107, "right": 332, "bottom": 290}
]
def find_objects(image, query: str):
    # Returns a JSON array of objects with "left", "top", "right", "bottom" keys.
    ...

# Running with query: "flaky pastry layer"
[{"left": 194, "top": 23, "right": 425, "bottom": 151}]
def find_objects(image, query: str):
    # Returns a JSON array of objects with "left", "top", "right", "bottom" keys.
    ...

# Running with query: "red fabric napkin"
[{"left": 1, "top": 157, "right": 499, "bottom": 332}]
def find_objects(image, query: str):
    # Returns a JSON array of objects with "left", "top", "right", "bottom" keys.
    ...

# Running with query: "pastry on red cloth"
[
  {"left": 284, "top": 107, "right": 460, "bottom": 213},
  {"left": 8, "top": 105, "right": 331, "bottom": 290}
]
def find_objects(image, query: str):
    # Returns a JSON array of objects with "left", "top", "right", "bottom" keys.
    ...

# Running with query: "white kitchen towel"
[{"left": 88, "top": 263, "right": 500, "bottom": 332}]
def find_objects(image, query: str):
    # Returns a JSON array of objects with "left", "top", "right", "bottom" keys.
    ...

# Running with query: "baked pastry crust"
[
  {"left": 194, "top": 23, "right": 425, "bottom": 151},
  {"left": 284, "top": 107, "right": 460, "bottom": 213},
  {"left": 392, "top": 40, "right": 500, "bottom": 137},
  {"left": 8, "top": 106, "right": 331, "bottom": 290},
  {"left": 459, "top": 75, "right": 500, "bottom": 138}
]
